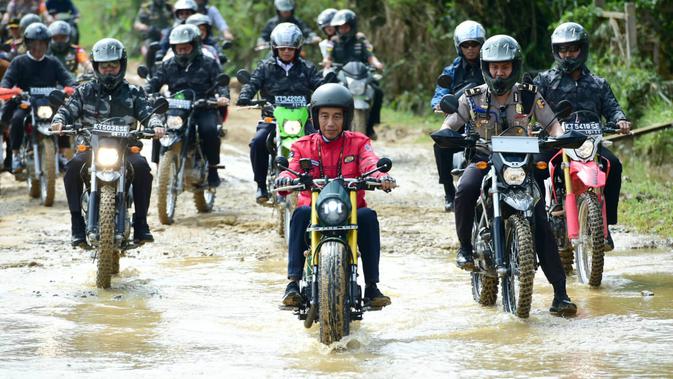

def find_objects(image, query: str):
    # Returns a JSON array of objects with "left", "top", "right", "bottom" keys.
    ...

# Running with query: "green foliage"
[{"left": 74, "top": 0, "right": 141, "bottom": 50}]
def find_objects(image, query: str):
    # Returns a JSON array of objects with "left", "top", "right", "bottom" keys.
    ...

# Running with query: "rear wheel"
[
  {"left": 318, "top": 241, "right": 350, "bottom": 345},
  {"left": 39, "top": 138, "right": 56, "bottom": 206},
  {"left": 501, "top": 214, "right": 536, "bottom": 318},
  {"left": 96, "top": 184, "right": 116, "bottom": 289},
  {"left": 157, "top": 148, "right": 179, "bottom": 225},
  {"left": 575, "top": 191, "right": 605, "bottom": 287},
  {"left": 352, "top": 109, "right": 368, "bottom": 135}
]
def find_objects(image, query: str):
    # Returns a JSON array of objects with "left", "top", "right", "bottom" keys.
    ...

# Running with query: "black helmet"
[
  {"left": 169, "top": 24, "right": 202, "bottom": 66},
  {"left": 24, "top": 23, "right": 51, "bottom": 44},
  {"left": 270, "top": 22, "right": 303, "bottom": 59},
  {"left": 48, "top": 20, "right": 71, "bottom": 54},
  {"left": 19, "top": 13, "right": 41, "bottom": 31},
  {"left": 173, "top": 0, "right": 198, "bottom": 22},
  {"left": 331, "top": 9, "right": 357, "bottom": 40},
  {"left": 91, "top": 38, "right": 127, "bottom": 92},
  {"left": 551, "top": 22, "right": 589, "bottom": 73},
  {"left": 453, "top": 20, "right": 485, "bottom": 56},
  {"left": 186, "top": 13, "right": 211, "bottom": 38},
  {"left": 316, "top": 8, "right": 337, "bottom": 31},
  {"left": 310, "top": 83, "right": 354, "bottom": 132},
  {"left": 274, "top": 0, "right": 294, "bottom": 13},
  {"left": 480, "top": 35, "right": 522, "bottom": 96}
]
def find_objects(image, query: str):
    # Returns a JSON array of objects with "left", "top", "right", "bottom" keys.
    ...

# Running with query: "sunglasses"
[
  {"left": 557, "top": 44, "right": 580, "bottom": 53},
  {"left": 99, "top": 61, "right": 121, "bottom": 69},
  {"left": 461, "top": 41, "right": 481, "bottom": 49},
  {"left": 277, "top": 47, "right": 296, "bottom": 52}
]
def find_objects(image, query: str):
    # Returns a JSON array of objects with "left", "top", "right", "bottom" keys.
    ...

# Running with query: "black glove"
[
  {"left": 274, "top": 176, "right": 293, "bottom": 188},
  {"left": 236, "top": 97, "right": 251, "bottom": 106}
]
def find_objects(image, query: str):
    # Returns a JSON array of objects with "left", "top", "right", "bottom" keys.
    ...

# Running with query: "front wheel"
[
  {"left": 157, "top": 148, "right": 179, "bottom": 225},
  {"left": 96, "top": 184, "right": 116, "bottom": 289},
  {"left": 501, "top": 214, "right": 536, "bottom": 318},
  {"left": 352, "top": 109, "right": 368, "bottom": 135},
  {"left": 39, "top": 138, "right": 56, "bottom": 206},
  {"left": 575, "top": 191, "right": 605, "bottom": 287},
  {"left": 318, "top": 241, "right": 350, "bottom": 345}
]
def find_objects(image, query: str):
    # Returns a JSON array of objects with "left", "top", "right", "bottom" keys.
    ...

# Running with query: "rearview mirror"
[
  {"left": 436, "top": 74, "right": 452, "bottom": 89},
  {"left": 299, "top": 158, "right": 312, "bottom": 172},
  {"left": 137, "top": 65, "right": 149, "bottom": 79},
  {"left": 430, "top": 128, "right": 471, "bottom": 149},
  {"left": 236, "top": 69, "right": 251, "bottom": 85},
  {"left": 439, "top": 94, "right": 460, "bottom": 115},
  {"left": 275, "top": 156, "right": 289, "bottom": 171},
  {"left": 323, "top": 71, "right": 337, "bottom": 84},
  {"left": 376, "top": 158, "right": 392, "bottom": 173},
  {"left": 555, "top": 100, "right": 573, "bottom": 120},
  {"left": 217, "top": 73, "right": 230, "bottom": 86},
  {"left": 48, "top": 89, "right": 66, "bottom": 108},
  {"left": 152, "top": 97, "right": 169, "bottom": 115},
  {"left": 221, "top": 41, "right": 232, "bottom": 50}
]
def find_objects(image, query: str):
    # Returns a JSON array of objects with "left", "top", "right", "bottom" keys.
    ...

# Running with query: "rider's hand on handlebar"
[
  {"left": 617, "top": 120, "right": 631, "bottom": 134},
  {"left": 236, "top": 97, "right": 251, "bottom": 106},
  {"left": 153, "top": 127, "right": 166, "bottom": 139},
  {"left": 379, "top": 176, "right": 396, "bottom": 192},
  {"left": 274, "top": 176, "right": 293, "bottom": 188},
  {"left": 51, "top": 122, "right": 63, "bottom": 135},
  {"left": 217, "top": 97, "right": 230, "bottom": 107}
]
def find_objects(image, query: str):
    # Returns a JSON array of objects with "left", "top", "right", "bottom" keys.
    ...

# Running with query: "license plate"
[
  {"left": 93, "top": 123, "right": 130, "bottom": 137},
  {"left": 29, "top": 87, "right": 57, "bottom": 96},
  {"left": 563, "top": 122, "right": 602, "bottom": 136},
  {"left": 168, "top": 99, "right": 192, "bottom": 109},
  {"left": 491, "top": 136, "right": 540, "bottom": 153},
  {"left": 274, "top": 95, "right": 307, "bottom": 107}
]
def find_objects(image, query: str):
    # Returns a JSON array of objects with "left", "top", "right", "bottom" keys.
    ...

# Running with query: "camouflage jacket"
[{"left": 145, "top": 53, "right": 229, "bottom": 99}]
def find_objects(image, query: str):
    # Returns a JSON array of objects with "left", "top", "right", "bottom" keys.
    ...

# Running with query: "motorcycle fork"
[
  {"left": 87, "top": 151, "right": 99, "bottom": 237},
  {"left": 309, "top": 191, "right": 320, "bottom": 307},
  {"left": 490, "top": 167, "right": 506, "bottom": 277},
  {"left": 347, "top": 191, "right": 359, "bottom": 309},
  {"left": 115, "top": 154, "right": 127, "bottom": 244},
  {"left": 562, "top": 151, "right": 580, "bottom": 240}
]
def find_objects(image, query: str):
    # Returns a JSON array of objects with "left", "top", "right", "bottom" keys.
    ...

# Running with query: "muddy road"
[{"left": 1, "top": 108, "right": 672, "bottom": 377}]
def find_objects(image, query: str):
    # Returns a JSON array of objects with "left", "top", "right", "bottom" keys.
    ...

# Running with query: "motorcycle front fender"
[
  {"left": 501, "top": 189, "right": 536, "bottom": 212},
  {"left": 96, "top": 170, "right": 122, "bottom": 182},
  {"left": 160, "top": 133, "right": 181, "bottom": 148},
  {"left": 570, "top": 161, "right": 606, "bottom": 188},
  {"left": 353, "top": 97, "right": 370, "bottom": 110}
]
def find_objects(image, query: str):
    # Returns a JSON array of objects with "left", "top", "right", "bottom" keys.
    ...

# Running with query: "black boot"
[
  {"left": 549, "top": 296, "right": 578, "bottom": 317},
  {"left": 282, "top": 281, "right": 301, "bottom": 307},
  {"left": 207, "top": 167, "right": 221, "bottom": 188},
  {"left": 255, "top": 183, "right": 269, "bottom": 204},
  {"left": 133, "top": 215, "right": 154, "bottom": 244},
  {"left": 364, "top": 283, "right": 391, "bottom": 307},
  {"left": 456, "top": 246, "right": 474, "bottom": 271},
  {"left": 71, "top": 213, "right": 87, "bottom": 248},
  {"left": 444, "top": 196, "right": 454, "bottom": 212},
  {"left": 605, "top": 228, "right": 614, "bottom": 252}
]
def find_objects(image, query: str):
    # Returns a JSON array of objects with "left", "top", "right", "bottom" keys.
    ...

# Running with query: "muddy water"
[{"left": 1, "top": 108, "right": 672, "bottom": 377}]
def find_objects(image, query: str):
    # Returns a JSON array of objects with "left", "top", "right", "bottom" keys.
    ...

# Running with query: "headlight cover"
[
  {"left": 503, "top": 167, "right": 526, "bottom": 186},
  {"left": 346, "top": 77, "right": 367, "bottom": 96},
  {"left": 37, "top": 106, "right": 53, "bottom": 119},
  {"left": 96, "top": 147, "right": 119, "bottom": 167},
  {"left": 282, "top": 120, "right": 302, "bottom": 136},
  {"left": 317, "top": 198, "right": 349, "bottom": 226},
  {"left": 574, "top": 139, "right": 596, "bottom": 160},
  {"left": 166, "top": 116, "right": 184, "bottom": 129}
]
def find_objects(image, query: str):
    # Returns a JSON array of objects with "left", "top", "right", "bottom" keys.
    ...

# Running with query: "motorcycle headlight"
[
  {"left": 96, "top": 147, "right": 119, "bottom": 167},
  {"left": 282, "top": 120, "right": 302, "bottom": 136},
  {"left": 346, "top": 77, "right": 367, "bottom": 96},
  {"left": 166, "top": 116, "right": 184, "bottom": 129},
  {"left": 37, "top": 106, "right": 53, "bottom": 119},
  {"left": 317, "top": 198, "right": 349, "bottom": 226},
  {"left": 574, "top": 139, "right": 596, "bottom": 160},
  {"left": 503, "top": 167, "right": 526, "bottom": 186}
]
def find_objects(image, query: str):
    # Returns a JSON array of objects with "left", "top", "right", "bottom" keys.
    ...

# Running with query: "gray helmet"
[
  {"left": 186, "top": 13, "right": 211, "bottom": 38},
  {"left": 310, "top": 83, "right": 354, "bottom": 131},
  {"left": 274, "top": 0, "right": 294, "bottom": 12},
  {"left": 48, "top": 20, "right": 71, "bottom": 54},
  {"left": 316, "top": 8, "right": 338, "bottom": 31},
  {"left": 24, "top": 22, "right": 51, "bottom": 43},
  {"left": 453, "top": 20, "right": 485, "bottom": 56},
  {"left": 169, "top": 24, "right": 202, "bottom": 66},
  {"left": 91, "top": 38, "right": 127, "bottom": 91},
  {"left": 19, "top": 13, "right": 41, "bottom": 31},
  {"left": 551, "top": 22, "right": 589, "bottom": 73},
  {"left": 331, "top": 9, "right": 357, "bottom": 40},
  {"left": 480, "top": 35, "right": 522, "bottom": 96},
  {"left": 174, "top": 0, "right": 198, "bottom": 20},
  {"left": 270, "top": 22, "right": 303, "bottom": 58}
]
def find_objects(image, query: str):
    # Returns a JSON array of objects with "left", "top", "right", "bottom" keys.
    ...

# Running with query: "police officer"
[
  {"left": 258, "top": 0, "right": 319, "bottom": 46},
  {"left": 534, "top": 22, "right": 630, "bottom": 251},
  {"left": 236, "top": 23, "right": 323, "bottom": 204},
  {"left": 275, "top": 83, "right": 395, "bottom": 308},
  {"left": 441, "top": 35, "right": 577, "bottom": 316},
  {"left": 0, "top": 22, "right": 74, "bottom": 173},
  {"left": 47, "top": 20, "right": 91, "bottom": 76},
  {"left": 133, "top": 0, "right": 173, "bottom": 58},
  {"left": 325, "top": 9, "right": 384, "bottom": 139},
  {"left": 430, "top": 20, "right": 485, "bottom": 212},
  {"left": 51, "top": 38, "right": 165, "bottom": 247},
  {"left": 145, "top": 24, "right": 230, "bottom": 188}
]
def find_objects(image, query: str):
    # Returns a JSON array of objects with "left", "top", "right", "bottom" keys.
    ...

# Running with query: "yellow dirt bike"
[{"left": 274, "top": 156, "right": 393, "bottom": 345}]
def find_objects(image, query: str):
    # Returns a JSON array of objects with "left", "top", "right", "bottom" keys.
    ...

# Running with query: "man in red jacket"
[{"left": 274, "top": 83, "right": 395, "bottom": 308}]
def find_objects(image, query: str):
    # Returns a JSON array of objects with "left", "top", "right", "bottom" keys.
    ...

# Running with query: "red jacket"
[{"left": 279, "top": 131, "right": 385, "bottom": 208}]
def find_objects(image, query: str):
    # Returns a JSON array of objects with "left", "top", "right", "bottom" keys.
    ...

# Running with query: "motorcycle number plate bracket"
[
  {"left": 491, "top": 136, "right": 539, "bottom": 153},
  {"left": 306, "top": 225, "right": 358, "bottom": 232}
]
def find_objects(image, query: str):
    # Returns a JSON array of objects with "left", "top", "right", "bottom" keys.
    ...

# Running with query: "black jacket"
[
  {"left": 0, "top": 54, "right": 75, "bottom": 89},
  {"left": 260, "top": 15, "right": 316, "bottom": 42},
  {"left": 534, "top": 65, "right": 627, "bottom": 123},
  {"left": 238, "top": 56, "right": 323, "bottom": 104},
  {"left": 145, "top": 54, "right": 229, "bottom": 99}
]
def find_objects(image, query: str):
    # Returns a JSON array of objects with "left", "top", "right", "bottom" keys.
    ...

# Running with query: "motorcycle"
[
  {"left": 146, "top": 72, "right": 230, "bottom": 225},
  {"left": 235, "top": 69, "right": 311, "bottom": 242},
  {"left": 329, "top": 61, "right": 378, "bottom": 135},
  {"left": 12, "top": 87, "right": 63, "bottom": 206},
  {"left": 432, "top": 94, "right": 586, "bottom": 318},
  {"left": 274, "top": 155, "right": 393, "bottom": 345},
  {"left": 55, "top": 93, "right": 169, "bottom": 289},
  {"left": 545, "top": 111, "right": 618, "bottom": 287}
]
